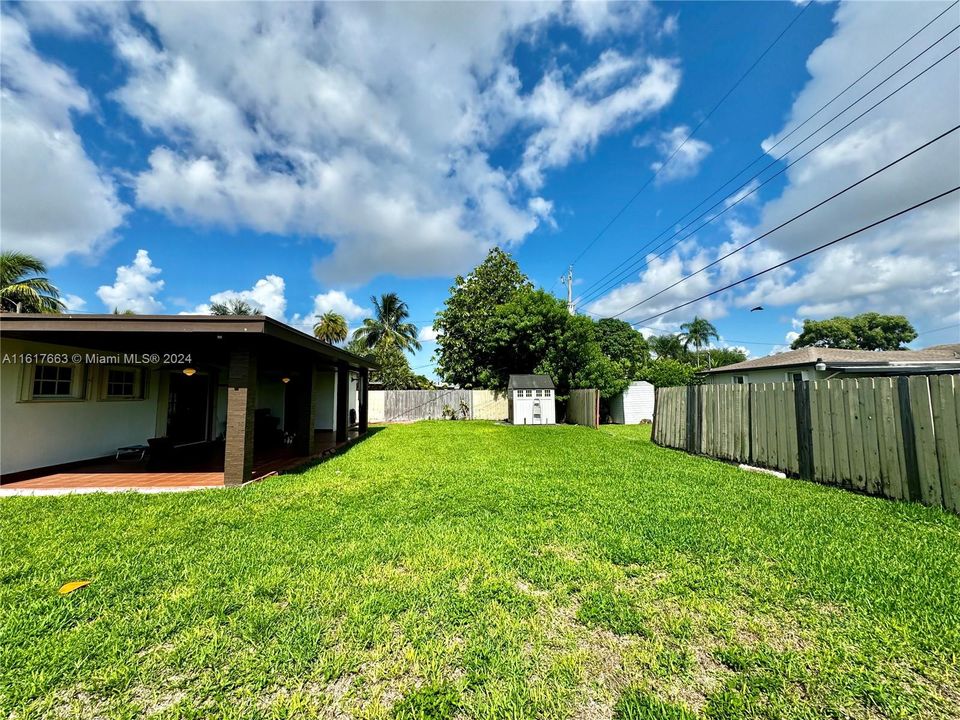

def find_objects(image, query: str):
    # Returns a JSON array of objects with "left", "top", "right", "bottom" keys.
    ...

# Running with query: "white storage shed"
[
  {"left": 609, "top": 381, "right": 655, "bottom": 424},
  {"left": 508, "top": 375, "right": 556, "bottom": 425}
]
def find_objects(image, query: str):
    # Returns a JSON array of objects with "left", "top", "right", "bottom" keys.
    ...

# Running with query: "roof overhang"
[
  {"left": 0, "top": 313, "right": 378, "bottom": 369},
  {"left": 827, "top": 363, "right": 960, "bottom": 374}
]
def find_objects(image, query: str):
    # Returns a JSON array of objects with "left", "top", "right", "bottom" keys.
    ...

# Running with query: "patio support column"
[
  {"left": 336, "top": 361, "right": 349, "bottom": 443},
  {"left": 295, "top": 363, "right": 320, "bottom": 456},
  {"left": 359, "top": 367, "right": 369, "bottom": 434},
  {"left": 224, "top": 349, "right": 258, "bottom": 486}
]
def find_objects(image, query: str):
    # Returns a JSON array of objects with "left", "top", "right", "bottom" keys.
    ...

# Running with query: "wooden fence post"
[
  {"left": 897, "top": 376, "right": 922, "bottom": 502},
  {"left": 795, "top": 379, "right": 814, "bottom": 480},
  {"left": 685, "top": 384, "right": 697, "bottom": 454},
  {"left": 651, "top": 387, "right": 660, "bottom": 444}
]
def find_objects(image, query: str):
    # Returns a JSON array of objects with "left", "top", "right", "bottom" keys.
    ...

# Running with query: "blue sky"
[{"left": 2, "top": 1, "right": 958, "bottom": 378}]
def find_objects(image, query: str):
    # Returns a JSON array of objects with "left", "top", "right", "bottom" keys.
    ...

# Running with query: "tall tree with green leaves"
[
  {"left": 679, "top": 316, "right": 719, "bottom": 368},
  {"left": 313, "top": 311, "right": 348, "bottom": 344},
  {"left": 649, "top": 334, "right": 686, "bottom": 361},
  {"left": 705, "top": 347, "right": 748, "bottom": 368},
  {"left": 790, "top": 313, "right": 917, "bottom": 350},
  {"left": 594, "top": 318, "right": 649, "bottom": 378},
  {"left": 0, "top": 251, "right": 65, "bottom": 313},
  {"left": 435, "top": 248, "right": 532, "bottom": 387},
  {"left": 210, "top": 298, "right": 259, "bottom": 316},
  {"left": 353, "top": 292, "right": 420, "bottom": 353}
]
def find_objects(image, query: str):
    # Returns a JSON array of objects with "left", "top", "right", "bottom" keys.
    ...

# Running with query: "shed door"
[{"left": 532, "top": 398, "right": 542, "bottom": 424}]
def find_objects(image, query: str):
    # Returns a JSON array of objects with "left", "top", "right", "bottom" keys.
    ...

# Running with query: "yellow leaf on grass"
[{"left": 59, "top": 580, "right": 91, "bottom": 595}]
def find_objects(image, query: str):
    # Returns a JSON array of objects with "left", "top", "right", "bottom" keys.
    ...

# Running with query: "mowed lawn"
[{"left": 2, "top": 423, "right": 959, "bottom": 719}]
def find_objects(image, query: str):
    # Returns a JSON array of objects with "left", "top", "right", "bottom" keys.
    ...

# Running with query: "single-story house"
[
  {"left": 609, "top": 381, "right": 655, "bottom": 424},
  {"left": 701, "top": 344, "right": 960, "bottom": 384},
  {"left": 508, "top": 374, "right": 556, "bottom": 425},
  {"left": 0, "top": 314, "right": 376, "bottom": 487}
]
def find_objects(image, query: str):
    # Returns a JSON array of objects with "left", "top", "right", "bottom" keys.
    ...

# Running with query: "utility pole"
[{"left": 560, "top": 265, "right": 575, "bottom": 315}]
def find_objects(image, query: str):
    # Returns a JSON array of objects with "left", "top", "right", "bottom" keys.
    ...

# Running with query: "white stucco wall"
[{"left": 0, "top": 339, "right": 163, "bottom": 474}]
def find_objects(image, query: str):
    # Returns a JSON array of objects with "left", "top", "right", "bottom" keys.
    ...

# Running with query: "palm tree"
[
  {"left": 352, "top": 292, "right": 421, "bottom": 353},
  {"left": 679, "top": 316, "right": 719, "bottom": 368},
  {"left": 649, "top": 334, "right": 685, "bottom": 360},
  {"left": 210, "top": 298, "right": 259, "bottom": 316},
  {"left": 313, "top": 311, "right": 348, "bottom": 344},
  {"left": 0, "top": 251, "right": 65, "bottom": 313}
]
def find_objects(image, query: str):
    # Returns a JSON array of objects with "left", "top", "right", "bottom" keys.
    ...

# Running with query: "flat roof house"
[
  {"left": 701, "top": 344, "right": 960, "bottom": 385},
  {"left": 507, "top": 374, "right": 556, "bottom": 425},
  {"left": 0, "top": 314, "right": 376, "bottom": 489}
]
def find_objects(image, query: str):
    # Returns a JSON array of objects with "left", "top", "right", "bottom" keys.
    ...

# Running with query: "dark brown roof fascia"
[{"left": 0, "top": 314, "right": 377, "bottom": 369}]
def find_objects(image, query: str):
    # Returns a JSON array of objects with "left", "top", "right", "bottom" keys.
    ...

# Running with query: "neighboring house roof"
[
  {"left": 0, "top": 313, "right": 378, "bottom": 369},
  {"left": 508, "top": 374, "right": 556, "bottom": 390},
  {"left": 701, "top": 344, "right": 960, "bottom": 374}
]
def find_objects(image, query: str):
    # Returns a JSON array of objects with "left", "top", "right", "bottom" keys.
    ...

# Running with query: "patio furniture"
[{"left": 116, "top": 444, "right": 149, "bottom": 463}]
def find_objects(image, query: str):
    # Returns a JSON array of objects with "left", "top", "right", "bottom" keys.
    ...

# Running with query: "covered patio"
[
  {"left": 0, "top": 315, "right": 375, "bottom": 491},
  {"left": 0, "top": 430, "right": 361, "bottom": 495}
]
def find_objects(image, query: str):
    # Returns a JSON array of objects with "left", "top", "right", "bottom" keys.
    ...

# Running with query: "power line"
[
  {"left": 551, "top": 0, "right": 815, "bottom": 287},
  {"left": 577, "top": 1, "right": 957, "bottom": 302},
  {"left": 916, "top": 323, "right": 960, "bottom": 337},
  {"left": 610, "top": 124, "right": 959, "bottom": 318},
  {"left": 628, "top": 185, "right": 960, "bottom": 326},
  {"left": 578, "top": 32, "right": 960, "bottom": 307}
]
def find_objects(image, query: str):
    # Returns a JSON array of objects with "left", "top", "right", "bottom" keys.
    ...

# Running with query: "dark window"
[
  {"left": 733, "top": 376, "right": 745, "bottom": 385},
  {"left": 790, "top": 372, "right": 803, "bottom": 383},
  {"left": 32, "top": 365, "right": 74, "bottom": 397},
  {"left": 106, "top": 369, "right": 137, "bottom": 398}
]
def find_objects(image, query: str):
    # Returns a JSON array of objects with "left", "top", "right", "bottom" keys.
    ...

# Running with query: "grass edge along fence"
[{"left": 652, "top": 374, "right": 960, "bottom": 513}]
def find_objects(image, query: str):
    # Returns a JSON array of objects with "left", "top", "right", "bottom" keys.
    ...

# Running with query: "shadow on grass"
[{"left": 275, "top": 426, "right": 387, "bottom": 477}]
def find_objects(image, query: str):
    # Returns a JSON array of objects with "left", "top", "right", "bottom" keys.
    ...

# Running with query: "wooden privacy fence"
[
  {"left": 652, "top": 375, "right": 960, "bottom": 513},
  {"left": 368, "top": 389, "right": 509, "bottom": 422},
  {"left": 568, "top": 389, "right": 600, "bottom": 429},
  {"left": 382, "top": 389, "right": 473, "bottom": 422}
]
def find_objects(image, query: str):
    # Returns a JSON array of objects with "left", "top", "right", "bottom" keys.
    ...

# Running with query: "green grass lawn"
[{"left": 2, "top": 422, "right": 959, "bottom": 719}]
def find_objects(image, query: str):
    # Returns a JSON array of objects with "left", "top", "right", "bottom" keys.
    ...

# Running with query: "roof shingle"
[{"left": 701, "top": 344, "right": 960, "bottom": 373}]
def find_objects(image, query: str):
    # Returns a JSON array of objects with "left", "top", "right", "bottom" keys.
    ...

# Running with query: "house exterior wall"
[
  {"left": 610, "top": 381, "right": 655, "bottom": 424},
  {"left": 259, "top": 379, "right": 286, "bottom": 427},
  {"left": 510, "top": 389, "right": 555, "bottom": 425},
  {"left": 0, "top": 338, "right": 163, "bottom": 474},
  {"left": 315, "top": 371, "right": 336, "bottom": 429},
  {"left": 704, "top": 366, "right": 822, "bottom": 385}
]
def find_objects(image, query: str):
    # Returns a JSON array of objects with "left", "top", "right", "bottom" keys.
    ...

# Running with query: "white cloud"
[
  {"left": 589, "top": 1, "right": 960, "bottom": 329},
  {"left": 585, "top": 246, "right": 729, "bottom": 327},
  {"left": 659, "top": 14, "right": 679, "bottom": 38},
  {"left": 62, "top": 294, "right": 87, "bottom": 312},
  {"left": 565, "top": 0, "right": 651, "bottom": 39},
  {"left": 0, "top": 12, "right": 127, "bottom": 265},
  {"left": 309, "top": 290, "right": 368, "bottom": 322},
  {"left": 96, "top": 249, "right": 164, "bottom": 313},
  {"left": 724, "top": 179, "right": 761, "bottom": 209},
  {"left": 519, "top": 57, "right": 680, "bottom": 190},
  {"left": 418, "top": 326, "right": 439, "bottom": 343},
  {"left": 649, "top": 125, "right": 712, "bottom": 183},
  {"left": 12, "top": 2, "right": 677, "bottom": 284},
  {"left": 188, "top": 275, "right": 287, "bottom": 320},
  {"left": 736, "top": 1, "right": 960, "bottom": 323}
]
